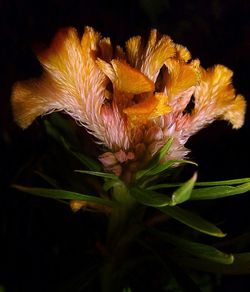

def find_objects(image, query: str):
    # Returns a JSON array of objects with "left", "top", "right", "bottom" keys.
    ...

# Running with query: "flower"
[{"left": 11, "top": 27, "right": 246, "bottom": 180}]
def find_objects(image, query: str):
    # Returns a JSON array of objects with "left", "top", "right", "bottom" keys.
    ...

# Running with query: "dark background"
[{"left": 1, "top": 0, "right": 250, "bottom": 291}]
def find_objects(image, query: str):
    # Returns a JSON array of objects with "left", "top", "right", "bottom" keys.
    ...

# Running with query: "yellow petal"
[
  {"left": 150, "top": 93, "right": 172, "bottom": 119},
  {"left": 123, "top": 93, "right": 171, "bottom": 126},
  {"left": 141, "top": 30, "right": 175, "bottom": 80},
  {"left": 115, "top": 45, "right": 126, "bottom": 59},
  {"left": 97, "top": 59, "right": 154, "bottom": 94},
  {"left": 175, "top": 44, "right": 191, "bottom": 62},
  {"left": 123, "top": 95, "right": 157, "bottom": 126},
  {"left": 96, "top": 58, "right": 116, "bottom": 82},
  {"left": 194, "top": 65, "right": 235, "bottom": 112},
  {"left": 12, "top": 27, "right": 107, "bottom": 140},
  {"left": 99, "top": 37, "right": 113, "bottom": 62},
  {"left": 125, "top": 35, "right": 142, "bottom": 67},
  {"left": 165, "top": 59, "right": 200, "bottom": 98},
  {"left": 81, "top": 26, "right": 101, "bottom": 55},
  {"left": 11, "top": 74, "right": 61, "bottom": 129},
  {"left": 223, "top": 94, "right": 246, "bottom": 129},
  {"left": 37, "top": 28, "right": 84, "bottom": 100},
  {"left": 187, "top": 65, "right": 246, "bottom": 132}
]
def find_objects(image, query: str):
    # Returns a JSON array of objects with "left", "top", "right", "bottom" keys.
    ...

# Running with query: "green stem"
[{"left": 101, "top": 182, "right": 137, "bottom": 292}]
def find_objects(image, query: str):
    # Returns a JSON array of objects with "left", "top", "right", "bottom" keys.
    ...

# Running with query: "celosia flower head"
[{"left": 12, "top": 27, "right": 246, "bottom": 178}]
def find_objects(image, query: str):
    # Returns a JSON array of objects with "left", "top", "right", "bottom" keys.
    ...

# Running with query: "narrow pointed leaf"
[
  {"left": 147, "top": 183, "right": 182, "bottom": 190},
  {"left": 158, "top": 137, "right": 174, "bottom": 160},
  {"left": 159, "top": 205, "right": 225, "bottom": 237},
  {"left": 151, "top": 230, "right": 233, "bottom": 264},
  {"left": 103, "top": 179, "right": 120, "bottom": 192},
  {"left": 75, "top": 170, "right": 118, "bottom": 180},
  {"left": 12, "top": 185, "right": 117, "bottom": 207},
  {"left": 35, "top": 171, "right": 59, "bottom": 188},
  {"left": 135, "top": 137, "right": 173, "bottom": 180},
  {"left": 136, "top": 159, "right": 197, "bottom": 180},
  {"left": 177, "top": 253, "right": 250, "bottom": 274},
  {"left": 170, "top": 173, "right": 197, "bottom": 206},
  {"left": 147, "top": 178, "right": 250, "bottom": 191},
  {"left": 63, "top": 139, "right": 102, "bottom": 171},
  {"left": 194, "top": 178, "right": 250, "bottom": 186},
  {"left": 129, "top": 187, "right": 171, "bottom": 207},
  {"left": 190, "top": 182, "right": 250, "bottom": 200},
  {"left": 45, "top": 119, "right": 102, "bottom": 172}
]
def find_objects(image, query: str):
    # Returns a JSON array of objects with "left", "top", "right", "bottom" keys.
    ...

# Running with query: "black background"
[{"left": 1, "top": 0, "right": 250, "bottom": 291}]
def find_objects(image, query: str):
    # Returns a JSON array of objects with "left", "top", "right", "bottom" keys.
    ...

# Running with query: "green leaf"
[
  {"left": 194, "top": 177, "right": 250, "bottom": 186},
  {"left": 129, "top": 187, "right": 171, "bottom": 207},
  {"left": 159, "top": 205, "right": 225, "bottom": 237},
  {"left": 147, "top": 178, "right": 250, "bottom": 191},
  {"left": 151, "top": 230, "right": 234, "bottom": 264},
  {"left": 147, "top": 183, "right": 182, "bottom": 190},
  {"left": 170, "top": 173, "right": 197, "bottom": 206},
  {"left": 135, "top": 137, "right": 173, "bottom": 180},
  {"left": 190, "top": 182, "right": 250, "bottom": 200},
  {"left": 75, "top": 170, "right": 118, "bottom": 180},
  {"left": 35, "top": 171, "right": 59, "bottom": 188},
  {"left": 103, "top": 179, "right": 121, "bottom": 192},
  {"left": 122, "top": 288, "right": 132, "bottom": 292},
  {"left": 62, "top": 139, "right": 102, "bottom": 171},
  {"left": 46, "top": 113, "right": 80, "bottom": 146},
  {"left": 12, "top": 185, "right": 117, "bottom": 207},
  {"left": 137, "top": 239, "right": 203, "bottom": 291},
  {"left": 177, "top": 253, "right": 250, "bottom": 274},
  {"left": 45, "top": 118, "right": 102, "bottom": 172},
  {"left": 136, "top": 159, "right": 197, "bottom": 181},
  {"left": 158, "top": 137, "right": 174, "bottom": 160},
  {"left": 44, "top": 119, "right": 64, "bottom": 144},
  {"left": 147, "top": 160, "right": 196, "bottom": 177}
]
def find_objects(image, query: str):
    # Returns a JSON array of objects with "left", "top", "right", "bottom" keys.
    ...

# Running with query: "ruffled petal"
[
  {"left": 222, "top": 94, "right": 246, "bottom": 129},
  {"left": 125, "top": 36, "right": 142, "bottom": 67},
  {"left": 184, "top": 65, "right": 246, "bottom": 134},
  {"left": 98, "top": 37, "right": 113, "bottom": 62},
  {"left": 97, "top": 59, "right": 154, "bottom": 94},
  {"left": 11, "top": 74, "right": 62, "bottom": 128},
  {"left": 175, "top": 44, "right": 191, "bottom": 62},
  {"left": 140, "top": 29, "right": 175, "bottom": 81},
  {"left": 194, "top": 65, "right": 235, "bottom": 112},
  {"left": 12, "top": 27, "right": 112, "bottom": 152},
  {"left": 165, "top": 59, "right": 200, "bottom": 98},
  {"left": 123, "top": 93, "right": 171, "bottom": 127},
  {"left": 37, "top": 27, "right": 85, "bottom": 100}
]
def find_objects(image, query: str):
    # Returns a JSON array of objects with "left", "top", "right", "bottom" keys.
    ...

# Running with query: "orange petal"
[
  {"left": 186, "top": 65, "right": 246, "bottom": 133},
  {"left": 175, "top": 44, "right": 191, "bottom": 62},
  {"left": 123, "top": 95, "right": 157, "bottom": 126},
  {"left": 11, "top": 74, "right": 61, "bottom": 129},
  {"left": 38, "top": 28, "right": 84, "bottom": 96},
  {"left": 165, "top": 59, "right": 200, "bottom": 98},
  {"left": 222, "top": 94, "right": 246, "bottom": 129},
  {"left": 141, "top": 30, "right": 175, "bottom": 80},
  {"left": 81, "top": 26, "right": 101, "bottom": 56},
  {"left": 194, "top": 65, "right": 235, "bottom": 112},
  {"left": 99, "top": 37, "right": 113, "bottom": 62},
  {"left": 123, "top": 93, "right": 171, "bottom": 126},
  {"left": 115, "top": 45, "right": 126, "bottom": 59},
  {"left": 96, "top": 58, "right": 116, "bottom": 82},
  {"left": 112, "top": 60, "right": 155, "bottom": 93},
  {"left": 150, "top": 93, "right": 172, "bottom": 119},
  {"left": 97, "top": 59, "right": 154, "bottom": 94},
  {"left": 126, "top": 36, "right": 142, "bottom": 67},
  {"left": 12, "top": 27, "right": 108, "bottom": 143}
]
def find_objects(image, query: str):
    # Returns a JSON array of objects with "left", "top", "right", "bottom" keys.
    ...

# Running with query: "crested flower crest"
[{"left": 12, "top": 26, "right": 246, "bottom": 179}]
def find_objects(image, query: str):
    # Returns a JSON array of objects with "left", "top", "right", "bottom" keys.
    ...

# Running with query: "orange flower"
[{"left": 11, "top": 27, "right": 246, "bottom": 176}]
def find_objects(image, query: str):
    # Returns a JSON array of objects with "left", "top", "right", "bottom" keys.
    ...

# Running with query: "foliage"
[{"left": 12, "top": 113, "right": 250, "bottom": 291}]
